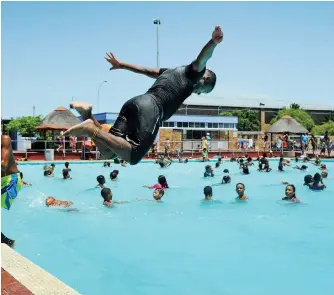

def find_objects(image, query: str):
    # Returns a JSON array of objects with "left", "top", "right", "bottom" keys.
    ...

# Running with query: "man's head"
[{"left": 193, "top": 69, "right": 216, "bottom": 95}]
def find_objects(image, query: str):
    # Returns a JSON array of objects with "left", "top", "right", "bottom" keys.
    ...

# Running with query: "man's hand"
[
  {"left": 212, "top": 26, "right": 223, "bottom": 44},
  {"left": 105, "top": 52, "right": 122, "bottom": 70}
]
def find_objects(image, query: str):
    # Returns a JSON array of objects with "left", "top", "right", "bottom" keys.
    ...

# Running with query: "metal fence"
[{"left": 11, "top": 136, "right": 330, "bottom": 160}]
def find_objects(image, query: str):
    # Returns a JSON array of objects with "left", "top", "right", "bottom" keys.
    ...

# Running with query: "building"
[
  {"left": 92, "top": 112, "right": 238, "bottom": 152},
  {"left": 176, "top": 95, "right": 334, "bottom": 128}
]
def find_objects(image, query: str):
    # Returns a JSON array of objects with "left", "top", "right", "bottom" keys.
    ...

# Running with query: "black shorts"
[{"left": 109, "top": 94, "right": 161, "bottom": 165}]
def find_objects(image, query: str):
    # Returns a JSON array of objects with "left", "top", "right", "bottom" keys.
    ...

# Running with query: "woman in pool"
[
  {"left": 137, "top": 188, "right": 164, "bottom": 203},
  {"left": 143, "top": 175, "right": 169, "bottom": 189},
  {"left": 308, "top": 173, "right": 326, "bottom": 190},
  {"left": 236, "top": 183, "right": 248, "bottom": 200},
  {"left": 240, "top": 163, "right": 250, "bottom": 175},
  {"left": 110, "top": 170, "right": 119, "bottom": 181},
  {"left": 282, "top": 184, "right": 301, "bottom": 203},
  {"left": 101, "top": 188, "right": 129, "bottom": 207},
  {"left": 96, "top": 175, "right": 106, "bottom": 188},
  {"left": 204, "top": 165, "right": 214, "bottom": 177},
  {"left": 45, "top": 196, "right": 72, "bottom": 208}
]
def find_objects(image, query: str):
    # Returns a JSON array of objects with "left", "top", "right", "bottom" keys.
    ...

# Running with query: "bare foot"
[
  {"left": 70, "top": 101, "right": 93, "bottom": 121},
  {"left": 64, "top": 119, "right": 96, "bottom": 137}
]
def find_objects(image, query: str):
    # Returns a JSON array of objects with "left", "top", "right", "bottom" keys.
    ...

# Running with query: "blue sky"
[{"left": 2, "top": 1, "right": 334, "bottom": 118}]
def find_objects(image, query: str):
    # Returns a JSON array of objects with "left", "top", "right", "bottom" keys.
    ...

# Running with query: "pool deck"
[{"left": 1, "top": 245, "right": 81, "bottom": 295}]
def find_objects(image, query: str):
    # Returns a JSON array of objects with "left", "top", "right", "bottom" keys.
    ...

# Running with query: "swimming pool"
[{"left": 2, "top": 160, "right": 334, "bottom": 295}]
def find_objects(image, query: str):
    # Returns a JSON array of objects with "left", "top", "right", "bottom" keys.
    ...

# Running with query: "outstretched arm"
[
  {"left": 105, "top": 52, "right": 166, "bottom": 79},
  {"left": 192, "top": 26, "right": 223, "bottom": 72}
]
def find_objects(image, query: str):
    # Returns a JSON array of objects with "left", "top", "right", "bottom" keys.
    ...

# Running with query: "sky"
[{"left": 1, "top": 1, "right": 334, "bottom": 119}]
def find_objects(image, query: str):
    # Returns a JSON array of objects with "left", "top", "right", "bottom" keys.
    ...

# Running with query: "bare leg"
[
  {"left": 70, "top": 102, "right": 113, "bottom": 158},
  {"left": 70, "top": 101, "right": 102, "bottom": 129},
  {"left": 64, "top": 119, "right": 132, "bottom": 163}
]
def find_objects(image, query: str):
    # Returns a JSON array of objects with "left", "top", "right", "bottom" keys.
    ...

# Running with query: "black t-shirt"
[{"left": 147, "top": 64, "right": 205, "bottom": 121}]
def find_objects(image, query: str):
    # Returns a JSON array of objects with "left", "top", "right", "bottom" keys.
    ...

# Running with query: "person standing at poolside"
[
  {"left": 64, "top": 25, "right": 223, "bottom": 165},
  {"left": 1, "top": 135, "right": 23, "bottom": 247}
]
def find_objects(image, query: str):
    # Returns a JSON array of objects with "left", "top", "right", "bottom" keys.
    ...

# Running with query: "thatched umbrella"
[
  {"left": 36, "top": 106, "right": 81, "bottom": 131},
  {"left": 267, "top": 115, "right": 308, "bottom": 134}
]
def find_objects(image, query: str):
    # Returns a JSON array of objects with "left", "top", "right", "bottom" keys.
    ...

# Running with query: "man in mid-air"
[{"left": 65, "top": 25, "right": 223, "bottom": 165}]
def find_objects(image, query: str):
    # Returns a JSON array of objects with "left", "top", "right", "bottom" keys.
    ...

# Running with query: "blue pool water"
[{"left": 2, "top": 160, "right": 334, "bottom": 295}]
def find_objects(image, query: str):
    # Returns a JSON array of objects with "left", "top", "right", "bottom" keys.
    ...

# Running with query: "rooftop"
[{"left": 183, "top": 95, "right": 334, "bottom": 111}]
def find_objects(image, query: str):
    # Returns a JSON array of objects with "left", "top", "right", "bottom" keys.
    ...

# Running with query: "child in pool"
[
  {"left": 62, "top": 169, "right": 72, "bottom": 179},
  {"left": 203, "top": 186, "right": 213, "bottom": 201},
  {"left": 101, "top": 188, "right": 129, "bottom": 207},
  {"left": 137, "top": 188, "right": 164, "bottom": 203},
  {"left": 293, "top": 165, "right": 308, "bottom": 171},
  {"left": 110, "top": 170, "right": 119, "bottom": 181},
  {"left": 236, "top": 183, "right": 248, "bottom": 200},
  {"left": 282, "top": 184, "right": 301, "bottom": 203},
  {"left": 96, "top": 175, "right": 106, "bottom": 188},
  {"left": 143, "top": 175, "right": 169, "bottom": 189},
  {"left": 204, "top": 165, "right": 214, "bottom": 177},
  {"left": 308, "top": 173, "right": 326, "bottom": 190},
  {"left": 45, "top": 196, "right": 72, "bottom": 208}
]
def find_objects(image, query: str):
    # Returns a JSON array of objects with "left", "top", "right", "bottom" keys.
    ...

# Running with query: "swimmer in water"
[
  {"left": 110, "top": 170, "right": 119, "bottom": 181},
  {"left": 62, "top": 169, "right": 72, "bottom": 179},
  {"left": 282, "top": 184, "right": 301, "bottom": 203},
  {"left": 64, "top": 26, "right": 222, "bottom": 165},
  {"left": 19, "top": 172, "right": 32, "bottom": 186},
  {"left": 44, "top": 169, "right": 54, "bottom": 177},
  {"left": 203, "top": 186, "right": 213, "bottom": 201},
  {"left": 63, "top": 162, "right": 71, "bottom": 172},
  {"left": 241, "top": 163, "right": 250, "bottom": 175},
  {"left": 103, "top": 161, "right": 111, "bottom": 167},
  {"left": 308, "top": 173, "right": 326, "bottom": 190},
  {"left": 137, "top": 188, "right": 164, "bottom": 203},
  {"left": 215, "top": 161, "right": 220, "bottom": 168},
  {"left": 222, "top": 175, "right": 231, "bottom": 184},
  {"left": 143, "top": 175, "right": 169, "bottom": 189},
  {"left": 101, "top": 188, "right": 129, "bottom": 207},
  {"left": 313, "top": 155, "right": 321, "bottom": 166},
  {"left": 293, "top": 165, "right": 308, "bottom": 171},
  {"left": 236, "top": 183, "right": 248, "bottom": 200},
  {"left": 45, "top": 196, "right": 73, "bottom": 208},
  {"left": 158, "top": 157, "right": 172, "bottom": 168},
  {"left": 303, "top": 175, "right": 313, "bottom": 186},
  {"left": 204, "top": 165, "right": 214, "bottom": 177},
  {"left": 96, "top": 175, "right": 106, "bottom": 188},
  {"left": 223, "top": 169, "right": 229, "bottom": 174},
  {"left": 247, "top": 157, "right": 254, "bottom": 166}
]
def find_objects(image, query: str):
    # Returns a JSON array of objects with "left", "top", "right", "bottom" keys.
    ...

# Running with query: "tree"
[
  {"left": 221, "top": 109, "right": 260, "bottom": 131},
  {"left": 290, "top": 103, "right": 300, "bottom": 109},
  {"left": 270, "top": 108, "right": 315, "bottom": 131},
  {"left": 312, "top": 121, "right": 334, "bottom": 136},
  {"left": 5, "top": 116, "right": 42, "bottom": 137}
]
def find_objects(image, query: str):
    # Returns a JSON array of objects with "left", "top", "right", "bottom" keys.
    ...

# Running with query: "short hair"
[
  {"left": 206, "top": 69, "right": 217, "bottom": 90},
  {"left": 101, "top": 188, "right": 112, "bottom": 201},
  {"left": 204, "top": 186, "right": 212, "bottom": 196}
]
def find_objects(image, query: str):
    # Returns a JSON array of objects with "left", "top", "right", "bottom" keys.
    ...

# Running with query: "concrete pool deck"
[{"left": 1, "top": 244, "right": 81, "bottom": 295}]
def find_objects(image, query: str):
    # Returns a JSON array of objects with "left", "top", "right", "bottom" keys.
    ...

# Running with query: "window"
[
  {"left": 189, "top": 122, "right": 194, "bottom": 128},
  {"left": 177, "top": 122, "right": 182, "bottom": 128},
  {"left": 208, "top": 123, "right": 213, "bottom": 128},
  {"left": 193, "top": 130, "right": 202, "bottom": 139},
  {"left": 200, "top": 123, "right": 205, "bottom": 128},
  {"left": 186, "top": 130, "right": 193, "bottom": 139},
  {"left": 162, "top": 122, "right": 174, "bottom": 127},
  {"left": 212, "top": 123, "right": 218, "bottom": 128},
  {"left": 195, "top": 122, "right": 200, "bottom": 128},
  {"left": 182, "top": 122, "right": 189, "bottom": 128}
]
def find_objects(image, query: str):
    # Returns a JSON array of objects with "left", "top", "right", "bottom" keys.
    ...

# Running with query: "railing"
[{"left": 10, "top": 137, "right": 329, "bottom": 160}]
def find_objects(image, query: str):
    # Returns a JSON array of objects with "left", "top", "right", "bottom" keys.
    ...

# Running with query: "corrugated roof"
[{"left": 183, "top": 95, "right": 334, "bottom": 111}]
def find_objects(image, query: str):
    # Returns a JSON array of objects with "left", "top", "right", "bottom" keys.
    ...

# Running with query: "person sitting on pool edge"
[
  {"left": 63, "top": 26, "right": 223, "bottom": 165},
  {"left": 45, "top": 196, "right": 73, "bottom": 208},
  {"left": 101, "top": 188, "right": 129, "bottom": 207},
  {"left": 137, "top": 188, "right": 164, "bottom": 203},
  {"left": 282, "top": 184, "right": 301, "bottom": 203},
  {"left": 236, "top": 183, "right": 248, "bottom": 200},
  {"left": 143, "top": 175, "right": 169, "bottom": 190},
  {"left": 96, "top": 175, "right": 106, "bottom": 188},
  {"left": 202, "top": 148, "right": 209, "bottom": 162},
  {"left": 203, "top": 186, "right": 213, "bottom": 201}
]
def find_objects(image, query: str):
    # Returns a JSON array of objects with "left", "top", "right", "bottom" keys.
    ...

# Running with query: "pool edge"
[{"left": 1, "top": 244, "right": 81, "bottom": 295}]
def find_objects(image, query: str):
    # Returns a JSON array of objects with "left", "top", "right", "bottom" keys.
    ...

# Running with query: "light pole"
[
  {"left": 33, "top": 105, "right": 35, "bottom": 117},
  {"left": 153, "top": 19, "right": 161, "bottom": 68},
  {"left": 97, "top": 81, "right": 107, "bottom": 113}
]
